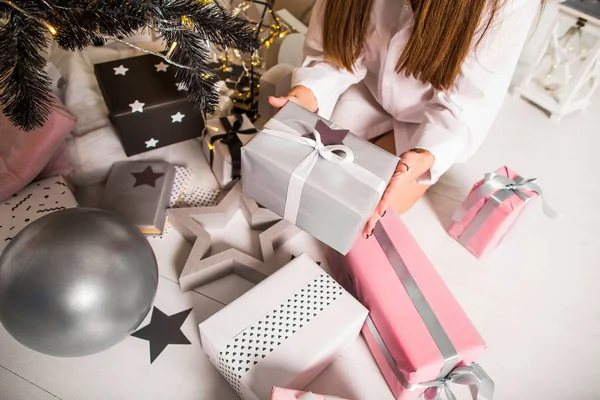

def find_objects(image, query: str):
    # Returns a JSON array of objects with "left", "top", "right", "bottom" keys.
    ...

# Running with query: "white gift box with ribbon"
[
  {"left": 199, "top": 254, "right": 368, "bottom": 400},
  {"left": 241, "top": 102, "right": 399, "bottom": 254}
]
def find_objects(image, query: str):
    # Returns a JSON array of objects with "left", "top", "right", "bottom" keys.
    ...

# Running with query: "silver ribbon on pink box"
[{"left": 452, "top": 173, "right": 561, "bottom": 247}]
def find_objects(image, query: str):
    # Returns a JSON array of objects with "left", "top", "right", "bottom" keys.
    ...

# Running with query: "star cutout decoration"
[
  {"left": 131, "top": 307, "right": 192, "bottom": 364},
  {"left": 113, "top": 65, "right": 129, "bottom": 76},
  {"left": 304, "top": 120, "right": 349, "bottom": 146},
  {"left": 167, "top": 183, "right": 301, "bottom": 292},
  {"left": 171, "top": 112, "right": 185, "bottom": 123},
  {"left": 154, "top": 62, "right": 169, "bottom": 72},
  {"left": 129, "top": 100, "right": 145, "bottom": 113},
  {"left": 131, "top": 166, "right": 165, "bottom": 188},
  {"left": 176, "top": 82, "right": 188, "bottom": 91},
  {"left": 145, "top": 138, "right": 159, "bottom": 148}
]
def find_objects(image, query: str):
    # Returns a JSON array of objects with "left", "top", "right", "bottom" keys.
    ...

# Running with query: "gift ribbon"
[
  {"left": 261, "top": 118, "right": 386, "bottom": 224},
  {"left": 331, "top": 222, "right": 494, "bottom": 400},
  {"left": 299, "top": 392, "right": 340, "bottom": 400},
  {"left": 451, "top": 173, "right": 561, "bottom": 247},
  {"left": 206, "top": 114, "right": 257, "bottom": 180}
]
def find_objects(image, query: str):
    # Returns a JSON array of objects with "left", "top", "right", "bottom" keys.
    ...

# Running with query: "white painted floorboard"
[{"left": 1, "top": 92, "right": 599, "bottom": 399}]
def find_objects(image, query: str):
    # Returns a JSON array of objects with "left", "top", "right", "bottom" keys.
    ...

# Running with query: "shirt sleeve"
[
  {"left": 409, "top": 0, "right": 540, "bottom": 184},
  {"left": 291, "top": 0, "right": 368, "bottom": 119}
]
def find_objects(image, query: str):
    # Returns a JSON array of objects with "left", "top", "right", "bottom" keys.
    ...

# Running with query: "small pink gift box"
[
  {"left": 328, "top": 212, "right": 493, "bottom": 400},
  {"left": 448, "top": 166, "right": 560, "bottom": 258},
  {"left": 270, "top": 387, "right": 348, "bottom": 400}
]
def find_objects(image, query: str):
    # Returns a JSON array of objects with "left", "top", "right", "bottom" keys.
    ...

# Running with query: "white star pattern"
[
  {"left": 113, "top": 65, "right": 129, "bottom": 76},
  {"left": 145, "top": 138, "right": 159, "bottom": 148},
  {"left": 129, "top": 100, "right": 145, "bottom": 113},
  {"left": 171, "top": 112, "right": 185, "bottom": 123},
  {"left": 155, "top": 62, "right": 169, "bottom": 72},
  {"left": 176, "top": 82, "right": 188, "bottom": 91}
]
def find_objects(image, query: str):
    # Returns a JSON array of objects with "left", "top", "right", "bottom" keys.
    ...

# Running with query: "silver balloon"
[{"left": 0, "top": 207, "right": 158, "bottom": 357}]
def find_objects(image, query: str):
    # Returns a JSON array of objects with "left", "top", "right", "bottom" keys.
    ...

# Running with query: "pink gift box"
[
  {"left": 448, "top": 166, "right": 540, "bottom": 258},
  {"left": 270, "top": 387, "right": 349, "bottom": 400},
  {"left": 328, "top": 212, "right": 490, "bottom": 400}
]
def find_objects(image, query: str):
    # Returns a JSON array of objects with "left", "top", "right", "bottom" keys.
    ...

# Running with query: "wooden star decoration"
[{"left": 167, "top": 182, "right": 302, "bottom": 292}]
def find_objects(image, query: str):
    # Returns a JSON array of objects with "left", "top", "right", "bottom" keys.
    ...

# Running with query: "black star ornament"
[
  {"left": 131, "top": 166, "right": 165, "bottom": 188},
  {"left": 131, "top": 307, "right": 193, "bottom": 364}
]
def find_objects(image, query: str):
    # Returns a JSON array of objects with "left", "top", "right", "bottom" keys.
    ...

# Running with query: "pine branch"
[
  {"left": 158, "top": 0, "right": 258, "bottom": 52},
  {"left": 161, "top": 28, "right": 219, "bottom": 112},
  {"left": 0, "top": 10, "right": 52, "bottom": 130},
  {"left": 0, "top": 0, "right": 260, "bottom": 131}
]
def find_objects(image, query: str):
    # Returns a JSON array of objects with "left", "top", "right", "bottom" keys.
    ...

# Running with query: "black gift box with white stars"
[{"left": 94, "top": 54, "right": 205, "bottom": 157}]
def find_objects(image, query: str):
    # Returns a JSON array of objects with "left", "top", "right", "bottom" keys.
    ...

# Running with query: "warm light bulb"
[
  {"left": 207, "top": 125, "right": 219, "bottom": 132},
  {"left": 167, "top": 42, "right": 178, "bottom": 57},
  {"left": 546, "top": 74, "right": 552, "bottom": 79},
  {"left": 46, "top": 24, "right": 57, "bottom": 35},
  {"left": 207, "top": 143, "right": 214, "bottom": 150},
  {"left": 568, "top": 46, "right": 574, "bottom": 51},
  {"left": 552, "top": 64, "right": 557, "bottom": 69}
]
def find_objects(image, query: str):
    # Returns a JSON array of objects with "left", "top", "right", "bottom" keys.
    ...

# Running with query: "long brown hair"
[{"left": 322, "top": 0, "right": 536, "bottom": 91}]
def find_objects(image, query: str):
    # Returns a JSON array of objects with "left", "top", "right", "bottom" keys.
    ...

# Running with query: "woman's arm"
[
  {"left": 363, "top": 0, "right": 541, "bottom": 236},
  {"left": 409, "top": 0, "right": 540, "bottom": 184},
  {"left": 276, "top": 0, "right": 369, "bottom": 118}
]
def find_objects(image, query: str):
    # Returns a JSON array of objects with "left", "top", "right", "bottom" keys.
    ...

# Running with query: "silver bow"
[
  {"left": 452, "top": 172, "right": 561, "bottom": 223},
  {"left": 415, "top": 364, "right": 494, "bottom": 400}
]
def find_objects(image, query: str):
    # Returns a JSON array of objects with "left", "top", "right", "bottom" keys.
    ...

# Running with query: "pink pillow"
[{"left": 0, "top": 94, "right": 77, "bottom": 202}]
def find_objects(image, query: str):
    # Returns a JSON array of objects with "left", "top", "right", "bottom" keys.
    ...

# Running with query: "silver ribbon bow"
[
  {"left": 416, "top": 363, "right": 494, "bottom": 400},
  {"left": 453, "top": 172, "right": 561, "bottom": 223},
  {"left": 261, "top": 118, "right": 386, "bottom": 224}
]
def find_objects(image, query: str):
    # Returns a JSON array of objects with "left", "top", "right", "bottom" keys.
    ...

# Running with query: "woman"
[{"left": 269, "top": 0, "right": 542, "bottom": 238}]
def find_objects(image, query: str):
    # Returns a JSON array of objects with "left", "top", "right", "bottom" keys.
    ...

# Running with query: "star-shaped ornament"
[
  {"left": 129, "top": 100, "right": 145, "bottom": 113},
  {"left": 114, "top": 65, "right": 129, "bottom": 76},
  {"left": 305, "top": 120, "right": 349, "bottom": 146},
  {"left": 145, "top": 138, "right": 159, "bottom": 148},
  {"left": 131, "top": 166, "right": 164, "bottom": 188},
  {"left": 154, "top": 62, "right": 169, "bottom": 72},
  {"left": 171, "top": 112, "right": 185, "bottom": 123},
  {"left": 131, "top": 307, "right": 192, "bottom": 364},
  {"left": 167, "top": 183, "right": 301, "bottom": 292}
]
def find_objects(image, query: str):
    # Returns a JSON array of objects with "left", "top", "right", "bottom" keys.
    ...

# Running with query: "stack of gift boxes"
[
  {"left": 92, "top": 51, "right": 558, "bottom": 400},
  {"left": 186, "top": 100, "right": 560, "bottom": 400}
]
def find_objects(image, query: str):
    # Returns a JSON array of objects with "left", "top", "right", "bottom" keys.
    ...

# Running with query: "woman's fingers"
[
  {"left": 362, "top": 159, "right": 411, "bottom": 238},
  {"left": 268, "top": 96, "right": 298, "bottom": 109}
]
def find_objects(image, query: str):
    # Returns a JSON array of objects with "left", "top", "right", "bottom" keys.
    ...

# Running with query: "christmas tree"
[{"left": 0, "top": 0, "right": 259, "bottom": 131}]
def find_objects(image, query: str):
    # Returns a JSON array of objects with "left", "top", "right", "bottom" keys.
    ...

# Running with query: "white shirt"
[{"left": 292, "top": 0, "right": 540, "bottom": 183}]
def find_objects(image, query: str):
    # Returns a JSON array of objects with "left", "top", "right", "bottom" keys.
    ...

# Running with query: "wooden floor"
[{"left": 1, "top": 91, "right": 599, "bottom": 400}]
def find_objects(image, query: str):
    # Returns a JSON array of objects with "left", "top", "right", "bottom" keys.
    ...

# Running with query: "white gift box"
[
  {"left": 0, "top": 176, "right": 78, "bottom": 253},
  {"left": 201, "top": 114, "right": 257, "bottom": 189},
  {"left": 199, "top": 254, "right": 368, "bottom": 400}
]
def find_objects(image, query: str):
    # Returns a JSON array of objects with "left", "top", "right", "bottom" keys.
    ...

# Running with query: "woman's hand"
[
  {"left": 362, "top": 149, "right": 435, "bottom": 238},
  {"left": 268, "top": 85, "right": 319, "bottom": 113}
]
